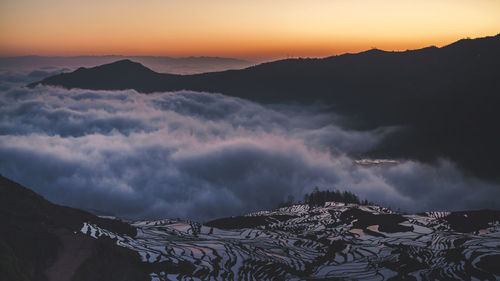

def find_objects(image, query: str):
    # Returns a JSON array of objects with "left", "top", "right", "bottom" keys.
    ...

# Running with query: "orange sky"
[{"left": 1, "top": 0, "right": 499, "bottom": 60}]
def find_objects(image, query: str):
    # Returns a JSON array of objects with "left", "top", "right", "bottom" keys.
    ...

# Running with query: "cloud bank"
[{"left": 0, "top": 70, "right": 499, "bottom": 221}]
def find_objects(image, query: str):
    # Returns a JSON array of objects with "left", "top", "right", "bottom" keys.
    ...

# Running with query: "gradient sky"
[{"left": 1, "top": 0, "right": 499, "bottom": 60}]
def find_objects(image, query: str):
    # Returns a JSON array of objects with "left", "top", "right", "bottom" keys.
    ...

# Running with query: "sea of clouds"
[{"left": 1, "top": 66, "right": 499, "bottom": 221}]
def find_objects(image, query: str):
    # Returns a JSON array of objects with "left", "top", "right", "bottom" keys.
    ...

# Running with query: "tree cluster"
[{"left": 303, "top": 187, "right": 371, "bottom": 207}]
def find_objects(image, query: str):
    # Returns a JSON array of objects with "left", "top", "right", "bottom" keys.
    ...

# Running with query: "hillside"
[
  {"left": 29, "top": 34, "right": 500, "bottom": 180},
  {"left": 1, "top": 175, "right": 499, "bottom": 280},
  {"left": 0, "top": 175, "right": 149, "bottom": 281}
]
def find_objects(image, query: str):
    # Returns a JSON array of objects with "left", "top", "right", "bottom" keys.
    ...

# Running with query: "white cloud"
[{"left": 0, "top": 71, "right": 499, "bottom": 221}]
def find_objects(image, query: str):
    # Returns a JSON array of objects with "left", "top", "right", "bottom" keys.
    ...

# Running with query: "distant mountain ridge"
[
  {"left": 1, "top": 55, "right": 253, "bottom": 75},
  {"left": 29, "top": 34, "right": 500, "bottom": 97},
  {"left": 28, "top": 34, "right": 500, "bottom": 180}
]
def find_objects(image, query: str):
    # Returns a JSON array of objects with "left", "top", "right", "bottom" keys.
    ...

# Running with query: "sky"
[{"left": 1, "top": 0, "right": 499, "bottom": 60}]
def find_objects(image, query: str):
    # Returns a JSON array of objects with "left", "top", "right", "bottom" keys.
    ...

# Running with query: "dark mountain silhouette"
[
  {"left": 0, "top": 55, "right": 253, "bottom": 75},
  {"left": 0, "top": 174, "right": 150, "bottom": 281},
  {"left": 29, "top": 34, "right": 500, "bottom": 179},
  {"left": 30, "top": 59, "right": 176, "bottom": 93}
]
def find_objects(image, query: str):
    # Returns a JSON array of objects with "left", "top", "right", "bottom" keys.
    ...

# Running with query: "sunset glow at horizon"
[{"left": 1, "top": 0, "right": 499, "bottom": 60}]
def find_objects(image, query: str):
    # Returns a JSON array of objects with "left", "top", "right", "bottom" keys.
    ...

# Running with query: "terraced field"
[{"left": 80, "top": 203, "right": 500, "bottom": 280}]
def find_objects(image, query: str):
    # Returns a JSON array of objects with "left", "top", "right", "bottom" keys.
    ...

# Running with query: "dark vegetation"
[
  {"left": 277, "top": 187, "right": 372, "bottom": 208},
  {"left": 303, "top": 187, "right": 372, "bottom": 207},
  {"left": 339, "top": 208, "right": 413, "bottom": 233},
  {"left": 30, "top": 34, "right": 500, "bottom": 180},
  {"left": 204, "top": 215, "right": 298, "bottom": 230},
  {"left": 444, "top": 210, "right": 500, "bottom": 233},
  {"left": 475, "top": 254, "right": 500, "bottom": 276}
]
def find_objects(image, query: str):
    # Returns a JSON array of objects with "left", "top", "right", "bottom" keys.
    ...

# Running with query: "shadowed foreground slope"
[
  {"left": 30, "top": 34, "right": 500, "bottom": 180},
  {"left": 0, "top": 175, "right": 149, "bottom": 281}
]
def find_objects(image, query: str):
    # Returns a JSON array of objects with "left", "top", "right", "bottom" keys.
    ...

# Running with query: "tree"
[{"left": 303, "top": 187, "right": 364, "bottom": 206}]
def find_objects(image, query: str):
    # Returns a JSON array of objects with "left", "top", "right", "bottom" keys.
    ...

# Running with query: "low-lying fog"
[{"left": 1, "top": 66, "right": 499, "bottom": 221}]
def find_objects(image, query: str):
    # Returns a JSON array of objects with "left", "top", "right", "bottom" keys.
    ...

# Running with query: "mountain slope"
[
  {"left": 28, "top": 59, "right": 175, "bottom": 93},
  {"left": 30, "top": 34, "right": 500, "bottom": 105},
  {"left": 29, "top": 34, "right": 500, "bottom": 180},
  {"left": 2, "top": 175, "right": 499, "bottom": 280},
  {"left": 0, "top": 174, "right": 149, "bottom": 281},
  {"left": 74, "top": 200, "right": 500, "bottom": 280}
]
